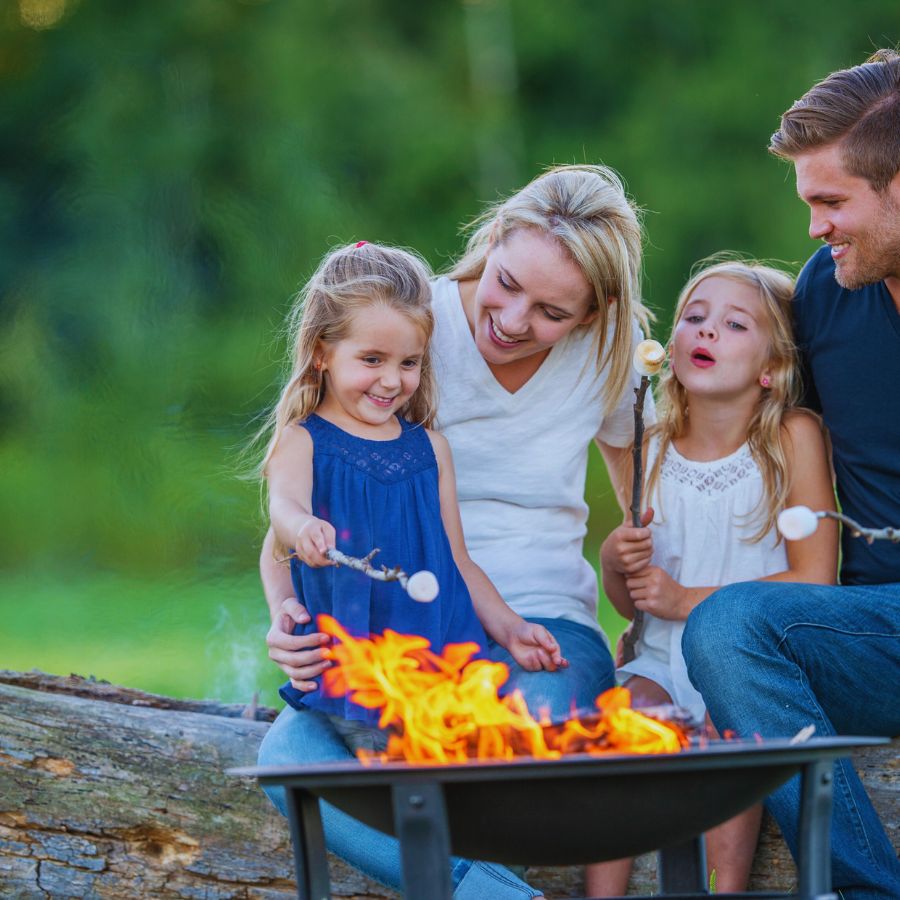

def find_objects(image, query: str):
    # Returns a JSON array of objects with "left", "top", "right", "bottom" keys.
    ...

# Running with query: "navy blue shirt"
[{"left": 793, "top": 246, "right": 900, "bottom": 585}]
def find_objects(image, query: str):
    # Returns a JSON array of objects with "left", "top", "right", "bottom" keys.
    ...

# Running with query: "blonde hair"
[
  {"left": 646, "top": 257, "right": 800, "bottom": 542},
  {"left": 448, "top": 164, "right": 651, "bottom": 415},
  {"left": 259, "top": 242, "right": 437, "bottom": 477},
  {"left": 770, "top": 48, "right": 900, "bottom": 192}
]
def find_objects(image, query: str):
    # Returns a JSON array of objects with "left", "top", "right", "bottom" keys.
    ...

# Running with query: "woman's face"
[{"left": 469, "top": 228, "right": 597, "bottom": 367}]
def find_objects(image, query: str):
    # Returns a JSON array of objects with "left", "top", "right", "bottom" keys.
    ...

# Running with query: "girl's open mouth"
[{"left": 690, "top": 348, "right": 716, "bottom": 368}]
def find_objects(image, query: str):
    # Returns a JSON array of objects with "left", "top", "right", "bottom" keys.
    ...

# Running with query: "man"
[{"left": 683, "top": 49, "right": 900, "bottom": 900}]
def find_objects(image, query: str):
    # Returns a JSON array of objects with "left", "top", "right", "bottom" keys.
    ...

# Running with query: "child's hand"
[
  {"left": 627, "top": 565, "right": 690, "bottom": 620},
  {"left": 600, "top": 508, "right": 654, "bottom": 575},
  {"left": 505, "top": 620, "right": 569, "bottom": 672},
  {"left": 294, "top": 517, "right": 337, "bottom": 567}
]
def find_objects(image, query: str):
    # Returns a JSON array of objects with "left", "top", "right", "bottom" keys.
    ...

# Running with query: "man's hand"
[
  {"left": 627, "top": 566, "right": 691, "bottom": 620},
  {"left": 266, "top": 596, "right": 332, "bottom": 691}
]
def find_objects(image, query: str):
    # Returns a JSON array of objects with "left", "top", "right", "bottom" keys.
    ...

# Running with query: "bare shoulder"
[
  {"left": 424, "top": 427, "right": 450, "bottom": 456},
  {"left": 781, "top": 408, "right": 825, "bottom": 446},
  {"left": 424, "top": 428, "right": 454, "bottom": 471},
  {"left": 267, "top": 420, "right": 313, "bottom": 469}
]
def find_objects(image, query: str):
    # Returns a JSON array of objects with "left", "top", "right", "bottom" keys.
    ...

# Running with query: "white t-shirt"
[
  {"left": 617, "top": 436, "right": 788, "bottom": 721},
  {"left": 430, "top": 276, "right": 652, "bottom": 639}
]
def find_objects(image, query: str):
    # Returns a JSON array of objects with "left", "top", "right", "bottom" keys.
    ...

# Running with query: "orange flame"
[{"left": 318, "top": 615, "right": 688, "bottom": 764}]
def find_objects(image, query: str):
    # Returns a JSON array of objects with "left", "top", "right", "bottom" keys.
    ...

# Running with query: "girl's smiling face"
[
  {"left": 468, "top": 228, "right": 598, "bottom": 367},
  {"left": 671, "top": 275, "right": 773, "bottom": 401},
  {"left": 317, "top": 305, "right": 426, "bottom": 435}
]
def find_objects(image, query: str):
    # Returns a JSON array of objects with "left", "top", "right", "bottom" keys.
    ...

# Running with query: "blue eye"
[{"left": 728, "top": 321, "right": 748, "bottom": 331}]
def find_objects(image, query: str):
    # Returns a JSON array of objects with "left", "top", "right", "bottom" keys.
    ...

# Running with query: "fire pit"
[{"left": 235, "top": 734, "right": 883, "bottom": 900}]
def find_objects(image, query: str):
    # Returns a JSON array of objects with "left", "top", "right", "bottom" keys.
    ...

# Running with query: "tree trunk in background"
[{"left": 1, "top": 672, "right": 896, "bottom": 898}]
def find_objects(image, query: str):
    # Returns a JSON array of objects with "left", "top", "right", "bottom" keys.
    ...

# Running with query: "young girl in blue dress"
[
  {"left": 260, "top": 240, "right": 560, "bottom": 899},
  {"left": 586, "top": 259, "right": 838, "bottom": 896}
]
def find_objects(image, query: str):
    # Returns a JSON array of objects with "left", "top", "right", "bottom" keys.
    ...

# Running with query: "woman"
[{"left": 258, "top": 164, "right": 652, "bottom": 899}]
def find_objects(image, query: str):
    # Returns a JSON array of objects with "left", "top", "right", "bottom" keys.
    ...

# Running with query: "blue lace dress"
[{"left": 279, "top": 414, "right": 488, "bottom": 725}]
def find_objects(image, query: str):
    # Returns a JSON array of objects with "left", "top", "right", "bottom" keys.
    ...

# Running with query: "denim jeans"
[
  {"left": 257, "top": 616, "right": 614, "bottom": 899},
  {"left": 682, "top": 581, "right": 900, "bottom": 900}
]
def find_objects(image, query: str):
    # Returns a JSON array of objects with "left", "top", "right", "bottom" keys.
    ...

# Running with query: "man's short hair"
[{"left": 769, "top": 49, "right": 900, "bottom": 192}]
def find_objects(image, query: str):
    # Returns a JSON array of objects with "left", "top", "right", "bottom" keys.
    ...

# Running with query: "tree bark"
[{"left": 1, "top": 671, "right": 896, "bottom": 898}]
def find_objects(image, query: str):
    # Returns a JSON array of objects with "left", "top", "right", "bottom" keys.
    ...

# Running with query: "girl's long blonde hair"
[
  {"left": 259, "top": 242, "right": 437, "bottom": 477},
  {"left": 448, "top": 164, "right": 652, "bottom": 415},
  {"left": 646, "top": 257, "right": 800, "bottom": 542}
]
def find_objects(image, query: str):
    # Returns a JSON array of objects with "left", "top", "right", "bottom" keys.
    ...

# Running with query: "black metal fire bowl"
[
  {"left": 234, "top": 735, "right": 885, "bottom": 899},
  {"left": 237, "top": 736, "right": 878, "bottom": 865}
]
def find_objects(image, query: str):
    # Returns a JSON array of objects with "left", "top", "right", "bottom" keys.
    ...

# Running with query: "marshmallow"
[
  {"left": 406, "top": 570, "right": 439, "bottom": 602},
  {"left": 777, "top": 506, "right": 820, "bottom": 541},
  {"left": 633, "top": 339, "right": 666, "bottom": 377}
]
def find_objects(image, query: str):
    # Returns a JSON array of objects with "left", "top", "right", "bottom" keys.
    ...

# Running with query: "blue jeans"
[
  {"left": 682, "top": 581, "right": 900, "bottom": 900},
  {"left": 257, "top": 617, "right": 614, "bottom": 898}
]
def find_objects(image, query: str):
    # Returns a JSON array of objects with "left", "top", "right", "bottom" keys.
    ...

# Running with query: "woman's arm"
[
  {"left": 596, "top": 440, "right": 631, "bottom": 516},
  {"left": 428, "top": 430, "right": 566, "bottom": 672},
  {"left": 625, "top": 410, "right": 838, "bottom": 621}
]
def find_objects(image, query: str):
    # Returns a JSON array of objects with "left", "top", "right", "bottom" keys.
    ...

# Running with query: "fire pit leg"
[
  {"left": 658, "top": 835, "right": 708, "bottom": 894},
  {"left": 796, "top": 758, "right": 837, "bottom": 900},
  {"left": 391, "top": 781, "right": 453, "bottom": 900},
  {"left": 284, "top": 786, "right": 331, "bottom": 900}
]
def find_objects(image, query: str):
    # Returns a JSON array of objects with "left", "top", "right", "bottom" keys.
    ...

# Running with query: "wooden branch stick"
[
  {"left": 326, "top": 548, "right": 439, "bottom": 602},
  {"left": 620, "top": 375, "right": 651, "bottom": 666},
  {"left": 279, "top": 546, "right": 438, "bottom": 601},
  {"left": 325, "top": 547, "right": 411, "bottom": 589},
  {"left": 818, "top": 510, "right": 900, "bottom": 544}
]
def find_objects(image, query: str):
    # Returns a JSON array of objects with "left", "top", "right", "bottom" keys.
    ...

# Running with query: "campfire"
[
  {"left": 317, "top": 614, "right": 689, "bottom": 765},
  {"left": 235, "top": 614, "right": 882, "bottom": 898}
]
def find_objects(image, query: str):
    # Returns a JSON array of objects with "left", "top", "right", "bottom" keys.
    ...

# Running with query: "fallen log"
[{"left": 1, "top": 671, "right": 896, "bottom": 898}]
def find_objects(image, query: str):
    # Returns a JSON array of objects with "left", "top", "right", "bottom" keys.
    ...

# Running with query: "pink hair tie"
[{"left": 355, "top": 240, "right": 368, "bottom": 248}]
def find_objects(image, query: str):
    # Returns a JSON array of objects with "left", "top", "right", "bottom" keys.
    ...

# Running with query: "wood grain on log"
[{"left": 0, "top": 672, "right": 896, "bottom": 898}]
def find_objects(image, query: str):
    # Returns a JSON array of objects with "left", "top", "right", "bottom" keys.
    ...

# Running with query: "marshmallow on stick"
[
  {"left": 620, "top": 339, "right": 666, "bottom": 666},
  {"left": 325, "top": 548, "right": 439, "bottom": 602},
  {"left": 777, "top": 506, "right": 900, "bottom": 544}
]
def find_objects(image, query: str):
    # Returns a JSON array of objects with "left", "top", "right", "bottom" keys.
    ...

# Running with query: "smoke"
[{"left": 205, "top": 602, "right": 268, "bottom": 705}]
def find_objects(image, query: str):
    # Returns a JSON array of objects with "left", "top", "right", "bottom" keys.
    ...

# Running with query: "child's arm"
[
  {"left": 266, "top": 423, "right": 336, "bottom": 567},
  {"left": 599, "top": 509, "right": 654, "bottom": 621},
  {"left": 625, "top": 411, "right": 838, "bottom": 620},
  {"left": 428, "top": 430, "right": 567, "bottom": 672}
]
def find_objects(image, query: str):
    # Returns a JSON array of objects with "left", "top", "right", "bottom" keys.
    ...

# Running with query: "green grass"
[
  {"left": 0, "top": 562, "right": 629, "bottom": 711},
  {"left": 0, "top": 566, "right": 285, "bottom": 707}
]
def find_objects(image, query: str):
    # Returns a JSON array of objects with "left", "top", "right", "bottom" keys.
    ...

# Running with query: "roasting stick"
[
  {"left": 619, "top": 340, "right": 666, "bottom": 665},
  {"left": 324, "top": 547, "right": 439, "bottom": 602},
  {"left": 777, "top": 506, "right": 900, "bottom": 544}
]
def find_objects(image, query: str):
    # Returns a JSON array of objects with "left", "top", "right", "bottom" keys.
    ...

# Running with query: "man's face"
[{"left": 794, "top": 143, "right": 900, "bottom": 290}]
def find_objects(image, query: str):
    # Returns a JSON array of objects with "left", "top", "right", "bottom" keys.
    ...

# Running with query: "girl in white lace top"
[{"left": 586, "top": 259, "right": 838, "bottom": 897}]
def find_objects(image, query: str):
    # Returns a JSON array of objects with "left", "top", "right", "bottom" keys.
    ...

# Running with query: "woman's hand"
[
  {"left": 293, "top": 517, "right": 336, "bottom": 567},
  {"left": 600, "top": 508, "right": 654, "bottom": 576},
  {"left": 504, "top": 620, "right": 569, "bottom": 672},
  {"left": 626, "top": 566, "right": 691, "bottom": 620},
  {"left": 266, "top": 596, "right": 332, "bottom": 691}
]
